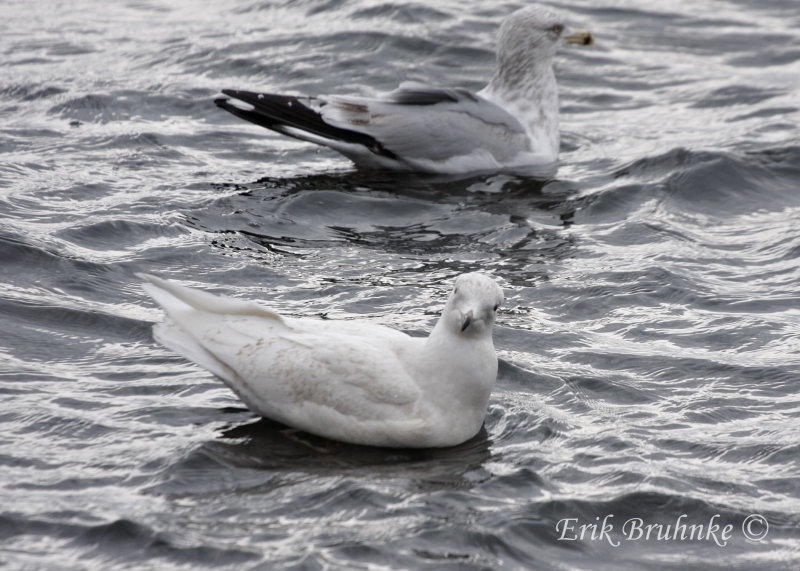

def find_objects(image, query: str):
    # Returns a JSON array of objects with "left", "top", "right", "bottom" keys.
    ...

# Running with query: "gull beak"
[
  {"left": 461, "top": 310, "right": 474, "bottom": 332},
  {"left": 565, "top": 30, "right": 594, "bottom": 46}
]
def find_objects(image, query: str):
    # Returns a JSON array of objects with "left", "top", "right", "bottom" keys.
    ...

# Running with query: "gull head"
[
  {"left": 441, "top": 273, "right": 504, "bottom": 339},
  {"left": 496, "top": 5, "right": 593, "bottom": 67}
]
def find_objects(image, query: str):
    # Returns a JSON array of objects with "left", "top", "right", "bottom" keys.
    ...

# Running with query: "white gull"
[
  {"left": 215, "top": 5, "right": 593, "bottom": 174},
  {"left": 140, "top": 273, "right": 504, "bottom": 448}
]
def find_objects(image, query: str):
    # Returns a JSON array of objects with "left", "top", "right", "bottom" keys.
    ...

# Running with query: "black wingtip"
[
  {"left": 214, "top": 89, "right": 248, "bottom": 108},
  {"left": 214, "top": 89, "right": 254, "bottom": 109},
  {"left": 213, "top": 90, "right": 398, "bottom": 161}
]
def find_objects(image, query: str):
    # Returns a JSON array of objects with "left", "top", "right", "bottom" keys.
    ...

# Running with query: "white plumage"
[{"left": 140, "top": 273, "right": 504, "bottom": 448}]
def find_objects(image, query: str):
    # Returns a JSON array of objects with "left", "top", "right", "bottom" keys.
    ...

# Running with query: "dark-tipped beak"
[
  {"left": 565, "top": 30, "right": 594, "bottom": 46},
  {"left": 461, "top": 311, "right": 474, "bottom": 332}
]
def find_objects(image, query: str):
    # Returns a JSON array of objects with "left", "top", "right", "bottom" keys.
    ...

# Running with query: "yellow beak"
[{"left": 565, "top": 30, "right": 594, "bottom": 46}]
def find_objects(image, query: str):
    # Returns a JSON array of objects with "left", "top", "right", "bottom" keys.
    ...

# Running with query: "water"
[{"left": 2, "top": 0, "right": 800, "bottom": 568}]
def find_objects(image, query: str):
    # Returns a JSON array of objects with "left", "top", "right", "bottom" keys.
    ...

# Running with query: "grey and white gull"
[
  {"left": 215, "top": 5, "right": 593, "bottom": 174},
  {"left": 140, "top": 273, "right": 504, "bottom": 448}
]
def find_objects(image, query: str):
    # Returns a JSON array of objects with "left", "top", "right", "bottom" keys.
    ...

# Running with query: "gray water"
[{"left": 2, "top": 0, "right": 800, "bottom": 569}]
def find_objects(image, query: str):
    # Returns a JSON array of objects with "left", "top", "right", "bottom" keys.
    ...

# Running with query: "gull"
[
  {"left": 214, "top": 5, "right": 593, "bottom": 174},
  {"left": 140, "top": 273, "right": 504, "bottom": 448}
]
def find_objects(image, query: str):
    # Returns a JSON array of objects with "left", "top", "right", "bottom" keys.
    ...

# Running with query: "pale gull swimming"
[
  {"left": 140, "top": 273, "right": 504, "bottom": 448},
  {"left": 214, "top": 5, "right": 593, "bottom": 174}
]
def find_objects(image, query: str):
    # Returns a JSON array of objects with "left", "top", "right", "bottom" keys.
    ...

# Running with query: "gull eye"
[
  {"left": 551, "top": 24, "right": 564, "bottom": 35},
  {"left": 493, "top": 304, "right": 499, "bottom": 312}
]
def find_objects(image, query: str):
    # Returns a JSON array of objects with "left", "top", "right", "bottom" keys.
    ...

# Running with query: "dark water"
[{"left": 2, "top": 0, "right": 800, "bottom": 568}]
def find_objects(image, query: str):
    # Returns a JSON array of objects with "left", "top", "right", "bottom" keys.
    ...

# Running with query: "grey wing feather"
[{"left": 321, "top": 83, "right": 528, "bottom": 162}]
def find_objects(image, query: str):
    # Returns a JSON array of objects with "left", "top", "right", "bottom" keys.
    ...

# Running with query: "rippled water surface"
[{"left": 2, "top": 0, "right": 800, "bottom": 568}]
